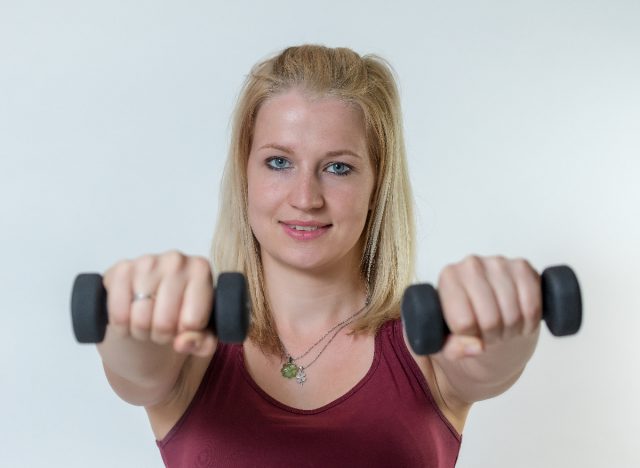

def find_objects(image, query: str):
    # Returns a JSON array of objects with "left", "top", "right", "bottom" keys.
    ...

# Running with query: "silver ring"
[{"left": 133, "top": 292, "right": 155, "bottom": 302}]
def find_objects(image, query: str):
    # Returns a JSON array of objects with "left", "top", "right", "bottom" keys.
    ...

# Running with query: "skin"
[
  {"left": 246, "top": 89, "right": 375, "bottom": 334},
  {"left": 97, "top": 88, "right": 542, "bottom": 441},
  {"left": 241, "top": 89, "right": 378, "bottom": 410}
]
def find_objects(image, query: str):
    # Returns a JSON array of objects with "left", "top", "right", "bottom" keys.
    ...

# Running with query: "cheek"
[
  {"left": 332, "top": 176, "right": 374, "bottom": 211},
  {"left": 246, "top": 170, "right": 262, "bottom": 228},
  {"left": 328, "top": 187, "right": 372, "bottom": 230},
  {"left": 247, "top": 174, "right": 278, "bottom": 226},
  {"left": 247, "top": 186, "right": 262, "bottom": 229}
]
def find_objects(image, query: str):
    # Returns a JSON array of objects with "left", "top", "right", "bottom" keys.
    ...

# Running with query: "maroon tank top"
[{"left": 156, "top": 319, "right": 461, "bottom": 467}]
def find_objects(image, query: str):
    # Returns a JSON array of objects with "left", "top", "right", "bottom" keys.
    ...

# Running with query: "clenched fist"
[
  {"left": 103, "top": 250, "right": 217, "bottom": 357},
  {"left": 437, "top": 255, "right": 542, "bottom": 360}
]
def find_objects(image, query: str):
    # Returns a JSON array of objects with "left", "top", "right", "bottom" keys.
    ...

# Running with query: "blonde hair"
[{"left": 211, "top": 45, "right": 415, "bottom": 355}]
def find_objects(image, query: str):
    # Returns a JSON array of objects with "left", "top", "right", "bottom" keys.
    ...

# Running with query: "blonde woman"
[{"left": 98, "top": 45, "right": 542, "bottom": 467}]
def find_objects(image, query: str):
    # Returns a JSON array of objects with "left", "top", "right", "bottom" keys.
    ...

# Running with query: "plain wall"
[{"left": 1, "top": 1, "right": 638, "bottom": 466}]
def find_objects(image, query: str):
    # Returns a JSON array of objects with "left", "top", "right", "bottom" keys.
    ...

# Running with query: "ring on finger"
[{"left": 133, "top": 292, "right": 156, "bottom": 302}]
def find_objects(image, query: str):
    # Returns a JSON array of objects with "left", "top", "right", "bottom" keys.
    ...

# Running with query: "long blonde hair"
[{"left": 211, "top": 45, "right": 415, "bottom": 354}]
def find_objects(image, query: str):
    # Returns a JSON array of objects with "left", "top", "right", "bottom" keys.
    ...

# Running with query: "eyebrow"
[{"left": 258, "top": 143, "right": 363, "bottom": 160}]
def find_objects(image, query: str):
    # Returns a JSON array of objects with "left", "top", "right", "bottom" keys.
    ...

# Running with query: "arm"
[
  {"left": 97, "top": 251, "right": 217, "bottom": 408},
  {"left": 431, "top": 324, "right": 540, "bottom": 404},
  {"left": 413, "top": 255, "right": 542, "bottom": 428}
]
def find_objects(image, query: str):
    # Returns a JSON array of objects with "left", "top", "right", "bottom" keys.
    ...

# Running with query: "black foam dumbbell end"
[
  {"left": 71, "top": 273, "right": 108, "bottom": 343},
  {"left": 213, "top": 272, "right": 250, "bottom": 343},
  {"left": 541, "top": 265, "right": 582, "bottom": 337},
  {"left": 401, "top": 283, "right": 448, "bottom": 355}
]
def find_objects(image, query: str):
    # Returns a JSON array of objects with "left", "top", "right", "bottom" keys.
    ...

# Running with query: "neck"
[{"left": 261, "top": 257, "right": 368, "bottom": 343}]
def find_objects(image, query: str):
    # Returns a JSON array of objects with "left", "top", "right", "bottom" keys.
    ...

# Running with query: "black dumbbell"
[
  {"left": 401, "top": 265, "right": 582, "bottom": 355},
  {"left": 71, "top": 272, "right": 251, "bottom": 344}
]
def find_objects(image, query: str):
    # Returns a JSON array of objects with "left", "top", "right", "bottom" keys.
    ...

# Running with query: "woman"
[{"left": 98, "top": 45, "right": 541, "bottom": 467}]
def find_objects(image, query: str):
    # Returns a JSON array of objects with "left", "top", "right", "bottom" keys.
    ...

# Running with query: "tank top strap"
[{"left": 383, "top": 318, "right": 462, "bottom": 441}]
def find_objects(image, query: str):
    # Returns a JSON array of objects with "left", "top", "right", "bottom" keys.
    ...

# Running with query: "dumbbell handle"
[
  {"left": 71, "top": 272, "right": 249, "bottom": 344},
  {"left": 401, "top": 265, "right": 582, "bottom": 355}
]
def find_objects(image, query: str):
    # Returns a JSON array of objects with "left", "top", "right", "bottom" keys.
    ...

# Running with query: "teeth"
[{"left": 290, "top": 225, "right": 319, "bottom": 231}]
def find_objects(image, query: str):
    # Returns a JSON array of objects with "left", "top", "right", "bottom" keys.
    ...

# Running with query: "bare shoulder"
[
  {"left": 145, "top": 354, "right": 214, "bottom": 441},
  {"left": 401, "top": 328, "right": 471, "bottom": 435}
]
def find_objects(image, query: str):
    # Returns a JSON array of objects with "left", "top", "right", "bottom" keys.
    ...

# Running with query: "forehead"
[{"left": 251, "top": 89, "right": 367, "bottom": 152}]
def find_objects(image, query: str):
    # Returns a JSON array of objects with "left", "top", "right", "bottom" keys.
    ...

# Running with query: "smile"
[
  {"left": 288, "top": 225, "right": 320, "bottom": 231},
  {"left": 280, "top": 221, "right": 332, "bottom": 240}
]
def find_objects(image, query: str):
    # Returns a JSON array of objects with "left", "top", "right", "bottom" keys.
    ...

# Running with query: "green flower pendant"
[
  {"left": 281, "top": 358, "right": 298, "bottom": 379},
  {"left": 281, "top": 358, "right": 307, "bottom": 385}
]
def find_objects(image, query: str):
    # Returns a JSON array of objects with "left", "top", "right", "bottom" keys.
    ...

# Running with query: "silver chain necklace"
[{"left": 279, "top": 300, "right": 369, "bottom": 386}]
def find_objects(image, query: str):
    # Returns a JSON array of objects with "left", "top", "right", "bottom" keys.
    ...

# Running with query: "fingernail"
[{"left": 183, "top": 339, "right": 197, "bottom": 352}]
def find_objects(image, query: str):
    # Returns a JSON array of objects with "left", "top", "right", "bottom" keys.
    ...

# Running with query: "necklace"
[{"left": 279, "top": 301, "right": 369, "bottom": 386}]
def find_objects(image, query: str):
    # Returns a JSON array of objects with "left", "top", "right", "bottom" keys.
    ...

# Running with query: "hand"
[
  {"left": 437, "top": 255, "right": 542, "bottom": 360},
  {"left": 102, "top": 250, "right": 217, "bottom": 357}
]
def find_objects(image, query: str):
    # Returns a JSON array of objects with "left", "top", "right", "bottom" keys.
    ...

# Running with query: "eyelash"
[{"left": 265, "top": 157, "right": 353, "bottom": 176}]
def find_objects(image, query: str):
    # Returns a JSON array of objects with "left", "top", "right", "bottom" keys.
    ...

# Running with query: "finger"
[
  {"left": 193, "top": 332, "right": 217, "bottom": 357},
  {"left": 178, "top": 258, "right": 214, "bottom": 333},
  {"left": 129, "top": 294, "right": 155, "bottom": 341},
  {"left": 510, "top": 259, "right": 542, "bottom": 335},
  {"left": 459, "top": 256, "right": 503, "bottom": 344},
  {"left": 438, "top": 265, "right": 480, "bottom": 338},
  {"left": 484, "top": 257, "right": 523, "bottom": 340},
  {"left": 129, "top": 256, "right": 163, "bottom": 341},
  {"left": 440, "top": 334, "right": 485, "bottom": 361},
  {"left": 173, "top": 330, "right": 217, "bottom": 357},
  {"left": 103, "top": 261, "right": 134, "bottom": 339},
  {"left": 151, "top": 274, "right": 187, "bottom": 344}
]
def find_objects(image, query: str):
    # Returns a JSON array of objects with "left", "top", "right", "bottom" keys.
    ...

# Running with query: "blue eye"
[
  {"left": 266, "top": 157, "right": 291, "bottom": 170},
  {"left": 326, "top": 162, "right": 352, "bottom": 176}
]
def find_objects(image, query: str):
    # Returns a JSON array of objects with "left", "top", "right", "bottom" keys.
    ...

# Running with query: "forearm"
[
  {"left": 97, "top": 326, "right": 187, "bottom": 396},
  {"left": 434, "top": 326, "right": 541, "bottom": 403}
]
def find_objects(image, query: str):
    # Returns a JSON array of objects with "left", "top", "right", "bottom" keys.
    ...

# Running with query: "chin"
[
  {"left": 281, "top": 256, "right": 333, "bottom": 272},
  {"left": 283, "top": 250, "right": 360, "bottom": 275}
]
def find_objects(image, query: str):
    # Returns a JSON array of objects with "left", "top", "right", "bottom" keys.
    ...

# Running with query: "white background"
[{"left": 1, "top": 1, "right": 639, "bottom": 466}]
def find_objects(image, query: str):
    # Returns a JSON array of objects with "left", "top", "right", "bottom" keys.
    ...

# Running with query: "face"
[{"left": 246, "top": 88, "right": 375, "bottom": 275}]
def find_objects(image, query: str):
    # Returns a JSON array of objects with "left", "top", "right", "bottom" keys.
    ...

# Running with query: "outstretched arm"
[{"left": 411, "top": 255, "right": 542, "bottom": 431}]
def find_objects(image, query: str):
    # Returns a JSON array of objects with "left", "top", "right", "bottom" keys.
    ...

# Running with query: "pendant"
[
  {"left": 295, "top": 367, "right": 307, "bottom": 386},
  {"left": 281, "top": 357, "right": 298, "bottom": 379}
]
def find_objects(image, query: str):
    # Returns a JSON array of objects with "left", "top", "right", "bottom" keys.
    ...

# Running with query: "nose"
[{"left": 287, "top": 169, "right": 324, "bottom": 211}]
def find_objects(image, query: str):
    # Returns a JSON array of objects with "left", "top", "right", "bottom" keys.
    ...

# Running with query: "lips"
[
  {"left": 280, "top": 220, "right": 332, "bottom": 229},
  {"left": 280, "top": 220, "right": 332, "bottom": 240}
]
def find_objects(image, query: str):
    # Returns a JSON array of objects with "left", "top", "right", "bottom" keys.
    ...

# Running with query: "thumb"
[
  {"left": 440, "top": 334, "right": 485, "bottom": 361},
  {"left": 174, "top": 330, "right": 217, "bottom": 357}
]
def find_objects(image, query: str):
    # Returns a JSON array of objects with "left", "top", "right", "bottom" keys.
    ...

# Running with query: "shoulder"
[{"left": 399, "top": 323, "right": 472, "bottom": 435}]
